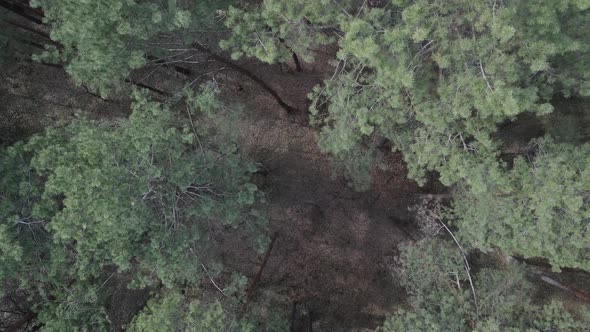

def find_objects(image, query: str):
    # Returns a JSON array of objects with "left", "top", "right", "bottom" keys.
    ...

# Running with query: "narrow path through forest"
[{"left": 210, "top": 59, "right": 424, "bottom": 330}]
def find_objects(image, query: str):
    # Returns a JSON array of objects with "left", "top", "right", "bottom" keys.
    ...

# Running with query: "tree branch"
[
  {"left": 246, "top": 232, "right": 279, "bottom": 299},
  {"left": 4, "top": 311, "right": 37, "bottom": 332},
  {"left": 0, "top": 0, "right": 43, "bottom": 25},
  {"left": 438, "top": 219, "right": 479, "bottom": 319},
  {"left": 191, "top": 43, "right": 299, "bottom": 113}
]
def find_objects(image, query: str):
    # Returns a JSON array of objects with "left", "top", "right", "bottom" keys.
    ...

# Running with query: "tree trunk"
[
  {"left": 290, "top": 302, "right": 298, "bottom": 332},
  {"left": 4, "top": 311, "right": 37, "bottom": 332},
  {"left": 0, "top": 0, "right": 43, "bottom": 24},
  {"left": 146, "top": 55, "right": 193, "bottom": 77},
  {"left": 192, "top": 43, "right": 299, "bottom": 113},
  {"left": 7, "top": 20, "right": 47, "bottom": 39},
  {"left": 246, "top": 232, "right": 279, "bottom": 299},
  {"left": 278, "top": 37, "right": 303, "bottom": 72},
  {"left": 292, "top": 51, "right": 303, "bottom": 72},
  {"left": 539, "top": 275, "right": 590, "bottom": 302},
  {"left": 125, "top": 79, "right": 171, "bottom": 97}
]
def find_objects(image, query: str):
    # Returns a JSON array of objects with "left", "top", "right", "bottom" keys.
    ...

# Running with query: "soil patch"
[{"left": 209, "top": 57, "right": 422, "bottom": 330}]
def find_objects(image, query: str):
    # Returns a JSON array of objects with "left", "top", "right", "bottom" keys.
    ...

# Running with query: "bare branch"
[
  {"left": 479, "top": 60, "right": 493, "bottom": 91},
  {"left": 438, "top": 219, "right": 480, "bottom": 319}
]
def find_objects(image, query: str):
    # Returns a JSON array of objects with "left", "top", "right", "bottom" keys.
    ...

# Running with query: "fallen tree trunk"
[
  {"left": 125, "top": 78, "right": 171, "bottom": 97},
  {"left": 538, "top": 274, "right": 590, "bottom": 302},
  {"left": 192, "top": 43, "right": 299, "bottom": 114},
  {"left": 146, "top": 55, "right": 193, "bottom": 77},
  {"left": 246, "top": 232, "right": 279, "bottom": 299},
  {"left": 0, "top": 0, "right": 43, "bottom": 24}
]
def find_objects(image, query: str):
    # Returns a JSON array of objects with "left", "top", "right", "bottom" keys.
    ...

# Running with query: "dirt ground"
[
  {"left": 0, "top": 63, "right": 131, "bottom": 145},
  {"left": 195, "top": 55, "right": 425, "bottom": 330}
]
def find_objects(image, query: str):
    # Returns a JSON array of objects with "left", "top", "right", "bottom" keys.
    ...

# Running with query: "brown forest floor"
[{"left": 212, "top": 58, "right": 423, "bottom": 330}]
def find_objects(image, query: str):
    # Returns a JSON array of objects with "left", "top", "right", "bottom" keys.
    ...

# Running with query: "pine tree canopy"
[
  {"left": 30, "top": 0, "right": 233, "bottom": 96},
  {"left": 2, "top": 0, "right": 590, "bottom": 330},
  {"left": 0, "top": 87, "right": 265, "bottom": 328},
  {"left": 309, "top": 0, "right": 589, "bottom": 186},
  {"left": 453, "top": 137, "right": 590, "bottom": 271},
  {"left": 380, "top": 238, "right": 590, "bottom": 331},
  {"left": 225, "top": 0, "right": 590, "bottom": 270}
]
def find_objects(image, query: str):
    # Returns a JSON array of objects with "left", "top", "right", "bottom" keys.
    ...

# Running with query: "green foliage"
[
  {"left": 380, "top": 238, "right": 590, "bottom": 331},
  {"left": 529, "top": 301, "right": 590, "bottom": 332},
  {"left": 380, "top": 306, "right": 467, "bottom": 332},
  {"left": 24, "top": 89, "right": 262, "bottom": 285},
  {"left": 0, "top": 223, "right": 23, "bottom": 297},
  {"left": 0, "top": 141, "right": 49, "bottom": 295},
  {"left": 220, "top": 0, "right": 348, "bottom": 63},
  {"left": 395, "top": 239, "right": 466, "bottom": 307},
  {"left": 37, "top": 282, "right": 109, "bottom": 332},
  {"left": 0, "top": 87, "right": 265, "bottom": 328},
  {"left": 288, "top": 0, "right": 590, "bottom": 271},
  {"left": 474, "top": 267, "right": 531, "bottom": 324},
  {"left": 329, "top": 145, "right": 376, "bottom": 191},
  {"left": 128, "top": 292, "right": 252, "bottom": 332},
  {"left": 453, "top": 137, "right": 590, "bottom": 271},
  {"left": 31, "top": 0, "right": 179, "bottom": 95},
  {"left": 31, "top": 0, "right": 232, "bottom": 96},
  {"left": 129, "top": 292, "right": 289, "bottom": 332},
  {"left": 310, "top": 0, "right": 589, "bottom": 187}
]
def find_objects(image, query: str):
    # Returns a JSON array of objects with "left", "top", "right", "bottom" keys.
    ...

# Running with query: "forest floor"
[
  {"left": 211, "top": 57, "right": 425, "bottom": 330},
  {"left": 2, "top": 46, "right": 590, "bottom": 331}
]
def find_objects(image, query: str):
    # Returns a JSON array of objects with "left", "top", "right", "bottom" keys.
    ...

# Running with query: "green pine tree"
[{"left": 0, "top": 86, "right": 266, "bottom": 329}]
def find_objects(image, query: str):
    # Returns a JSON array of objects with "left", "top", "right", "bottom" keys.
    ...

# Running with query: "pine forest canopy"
[
  {"left": 0, "top": 0, "right": 590, "bottom": 330},
  {"left": 0, "top": 87, "right": 267, "bottom": 329},
  {"left": 29, "top": 0, "right": 234, "bottom": 96},
  {"left": 224, "top": 0, "right": 590, "bottom": 270},
  {"left": 380, "top": 238, "right": 590, "bottom": 331}
]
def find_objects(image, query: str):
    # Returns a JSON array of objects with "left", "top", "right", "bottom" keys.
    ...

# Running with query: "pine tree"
[
  {"left": 30, "top": 0, "right": 233, "bottom": 96},
  {"left": 0, "top": 86, "right": 267, "bottom": 328},
  {"left": 308, "top": 0, "right": 589, "bottom": 186},
  {"left": 452, "top": 137, "right": 590, "bottom": 271},
  {"left": 229, "top": 0, "right": 590, "bottom": 270},
  {"left": 379, "top": 238, "right": 590, "bottom": 331},
  {"left": 220, "top": 0, "right": 348, "bottom": 65},
  {"left": 128, "top": 292, "right": 289, "bottom": 332}
]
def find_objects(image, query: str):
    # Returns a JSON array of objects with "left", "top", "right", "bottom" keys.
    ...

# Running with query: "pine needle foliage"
[
  {"left": 453, "top": 137, "right": 590, "bottom": 271},
  {"left": 0, "top": 87, "right": 266, "bottom": 328},
  {"left": 229, "top": 0, "right": 590, "bottom": 271},
  {"left": 381, "top": 238, "right": 590, "bottom": 331},
  {"left": 31, "top": 0, "right": 233, "bottom": 96}
]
